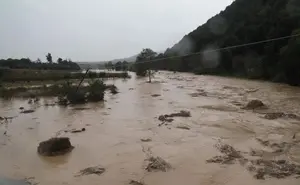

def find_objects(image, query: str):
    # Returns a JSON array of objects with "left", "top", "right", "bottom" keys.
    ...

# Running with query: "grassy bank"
[
  {"left": 0, "top": 69, "right": 130, "bottom": 82},
  {"left": 0, "top": 80, "right": 117, "bottom": 99}
]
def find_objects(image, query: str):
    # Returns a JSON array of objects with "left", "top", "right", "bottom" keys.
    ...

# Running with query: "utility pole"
[{"left": 76, "top": 69, "right": 90, "bottom": 92}]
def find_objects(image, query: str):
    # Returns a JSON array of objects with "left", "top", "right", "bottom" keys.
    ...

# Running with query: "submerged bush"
[
  {"left": 109, "top": 84, "right": 118, "bottom": 94},
  {"left": 58, "top": 95, "right": 68, "bottom": 105},
  {"left": 87, "top": 80, "right": 105, "bottom": 102},
  {"left": 0, "top": 78, "right": 115, "bottom": 103},
  {"left": 58, "top": 82, "right": 86, "bottom": 104},
  {"left": 67, "top": 91, "right": 86, "bottom": 104},
  {"left": 47, "top": 82, "right": 74, "bottom": 96},
  {"left": 88, "top": 72, "right": 98, "bottom": 79}
]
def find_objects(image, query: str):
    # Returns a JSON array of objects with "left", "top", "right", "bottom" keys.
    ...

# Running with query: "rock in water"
[
  {"left": 140, "top": 138, "right": 152, "bottom": 142},
  {"left": 151, "top": 94, "right": 161, "bottom": 97},
  {"left": 146, "top": 156, "right": 172, "bottom": 172},
  {"left": 243, "top": 100, "right": 265, "bottom": 110},
  {"left": 20, "top": 109, "right": 35, "bottom": 114},
  {"left": 129, "top": 180, "right": 145, "bottom": 185},
  {"left": 37, "top": 137, "right": 74, "bottom": 156},
  {"left": 70, "top": 128, "right": 86, "bottom": 133}
]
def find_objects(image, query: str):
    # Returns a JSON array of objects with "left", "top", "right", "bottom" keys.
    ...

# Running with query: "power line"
[
  {"left": 130, "top": 32, "right": 300, "bottom": 65},
  {"left": 94, "top": 32, "right": 300, "bottom": 68}
]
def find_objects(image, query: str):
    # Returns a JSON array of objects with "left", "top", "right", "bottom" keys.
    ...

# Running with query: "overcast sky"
[{"left": 0, "top": 0, "right": 233, "bottom": 62}]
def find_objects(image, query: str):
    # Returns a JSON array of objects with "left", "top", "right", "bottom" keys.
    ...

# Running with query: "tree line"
[
  {"left": 0, "top": 53, "right": 81, "bottom": 70},
  {"left": 104, "top": 61, "right": 129, "bottom": 71},
  {"left": 133, "top": 0, "right": 300, "bottom": 86}
]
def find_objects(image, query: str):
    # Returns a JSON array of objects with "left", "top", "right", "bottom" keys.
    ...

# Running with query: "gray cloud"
[{"left": 0, "top": 0, "right": 233, "bottom": 62}]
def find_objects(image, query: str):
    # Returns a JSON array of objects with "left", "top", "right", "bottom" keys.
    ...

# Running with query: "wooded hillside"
[{"left": 147, "top": 0, "right": 300, "bottom": 85}]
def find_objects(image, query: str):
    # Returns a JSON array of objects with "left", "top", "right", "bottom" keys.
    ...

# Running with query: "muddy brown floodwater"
[{"left": 1, "top": 72, "right": 300, "bottom": 185}]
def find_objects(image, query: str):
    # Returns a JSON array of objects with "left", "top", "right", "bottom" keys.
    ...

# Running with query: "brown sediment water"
[{"left": 0, "top": 71, "right": 300, "bottom": 185}]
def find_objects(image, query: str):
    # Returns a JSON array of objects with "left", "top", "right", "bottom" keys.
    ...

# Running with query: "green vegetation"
[
  {"left": 56, "top": 79, "right": 111, "bottom": 104},
  {"left": 103, "top": 61, "right": 129, "bottom": 71},
  {"left": 109, "top": 84, "right": 118, "bottom": 94},
  {"left": 134, "top": 48, "right": 157, "bottom": 77},
  {"left": 0, "top": 55, "right": 80, "bottom": 71},
  {"left": 86, "top": 80, "right": 106, "bottom": 102},
  {"left": 104, "top": 61, "right": 114, "bottom": 70},
  {"left": 0, "top": 80, "right": 117, "bottom": 102},
  {"left": 114, "top": 61, "right": 129, "bottom": 71},
  {"left": 46, "top": 53, "right": 53, "bottom": 64},
  {"left": 136, "top": 0, "right": 300, "bottom": 86},
  {"left": 0, "top": 69, "right": 130, "bottom": 82},
  {"left": 66, "top": 91, "right": 87, "bottom": 104}
]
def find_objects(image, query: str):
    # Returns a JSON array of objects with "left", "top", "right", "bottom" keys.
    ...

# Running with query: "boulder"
[
  {"left": 243, "top": 100, "right": 265, "bottom": 110},
  {"left": 37, "top": 137, "right": 74, "bottom": 156},
  {"left": 151, "top": 94, "right": 161, "bottom": 97}
]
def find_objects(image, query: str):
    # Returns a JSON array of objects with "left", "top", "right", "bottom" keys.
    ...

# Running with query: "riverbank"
[
  {"left": 0, "top": 79, "right": 118, "bottom": 99},
  {"left": 0, "top": 69, "right": 130, "bottom": 82}
]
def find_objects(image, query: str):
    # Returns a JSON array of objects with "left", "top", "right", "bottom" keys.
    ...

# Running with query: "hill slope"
[
  {"left": 158, "top": 0, "right": 300, "bottom": 85},
  {"left": 77, "top": 54, "right": 138, "bottom": 69}
]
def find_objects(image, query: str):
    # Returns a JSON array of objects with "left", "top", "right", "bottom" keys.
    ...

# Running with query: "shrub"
[
  {"left": 88, "top": 72, "right": 98, "bottom": 79},
  {"left": 87, "top": 80, "right": 105, "bottom": 102},
  {"left": 109, "top": 84, "right": 118, "bottom": 94},
  {"left": 98, "top": 72, "right": 106, "bottom": 78},
  {"left": 67, "top": 91, "right": 86, "bottom": 104}
]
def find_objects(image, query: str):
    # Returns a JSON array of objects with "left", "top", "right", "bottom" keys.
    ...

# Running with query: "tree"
[
  {"left": 106, "top": 61, "right": 113, "bottom": 71},
  {"left": 57, "top": 58, "right": 63, "bottom": 64},
  {"left": 35, "top": 58, "right": 42, "bottom": 63},
  {"left": 140, "top": 0, "right": 300, "bottom": 86},
  {"left": 279, "top": 29, "right": 300, "bottom": 85},
  {"left": 135, "top": 48, "right": 157, "bottom": 77},
  {"left": 86, "top": 80, "right": 106, "bottom": 102},
  {"left": 122, "top": 61, "right": 129, "bottom": 71},
  {"left": 115, "top": 61, "right": 122, "bottom": 71},
  {"left": 0, "top": 57, "right": 80, "bottom": 70},
  {"left": 46, "top": 53, "right": 53, "bottom": 64}
]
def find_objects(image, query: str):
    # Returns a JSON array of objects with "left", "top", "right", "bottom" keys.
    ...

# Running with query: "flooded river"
[{"left": 1, "top": 71, "right": 300, "bottom": 185}]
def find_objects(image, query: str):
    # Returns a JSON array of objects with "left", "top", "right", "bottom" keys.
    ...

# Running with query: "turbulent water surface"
[{"left": 1, "top": 72, "right": 300, "bottom": 185}]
